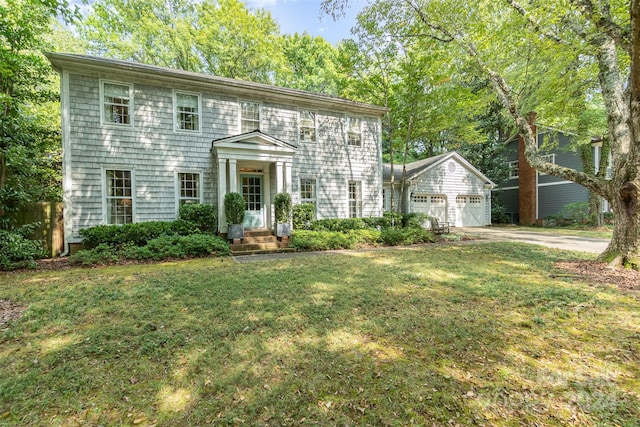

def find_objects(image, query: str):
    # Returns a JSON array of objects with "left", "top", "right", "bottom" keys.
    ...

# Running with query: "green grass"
[{"left": 1, "top": 242, "right": 639, "bottom": 426}]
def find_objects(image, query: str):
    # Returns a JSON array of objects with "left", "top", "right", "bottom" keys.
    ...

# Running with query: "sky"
[{"left": 244, "top": 0, "right": 365, "bottom": 44}]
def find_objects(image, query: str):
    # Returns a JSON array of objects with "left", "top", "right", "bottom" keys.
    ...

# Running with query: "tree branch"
[
  {"left": 504, "top": 0, "right": 566, "bottom": 43},
  {"left": 571, "top": 0, "right": 632, "bottom": 53}
]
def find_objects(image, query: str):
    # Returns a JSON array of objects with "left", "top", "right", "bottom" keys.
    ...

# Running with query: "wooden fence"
[{"left": 16, "top": 202, "right": 64, "bottom": 257}]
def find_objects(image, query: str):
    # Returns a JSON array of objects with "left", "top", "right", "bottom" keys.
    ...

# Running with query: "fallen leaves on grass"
[
  {"left": 0, "top": 299, "right": 26, "bottom": 328},
  {"left": 554, "top": 261, "right": 640, "bottom": 292}
]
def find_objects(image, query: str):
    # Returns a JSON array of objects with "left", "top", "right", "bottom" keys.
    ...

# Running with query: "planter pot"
[
  {"left": 276, "top": 222, "right": 291, "bottom": 238},
  {"left": 227, "top": 224, "right": 244, "bottom": 241}
]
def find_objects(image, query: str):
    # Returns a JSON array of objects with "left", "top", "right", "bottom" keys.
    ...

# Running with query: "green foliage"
[
  {"left": 178, "top": 203, "right": 217, "bottom": 233},
  {"left": 402, "top": 212, "right": 430, "bottom": 229},
  {"left": 292, "top": 203, "right": 315, "bottom": 229},
  {"left": 72, "top": 234, "right": 230, "bottom": 265},
  {"left": 0, "top": 226, "right": 47, "bottom": 270},
  {"left": 560, "top": 202, "right": 590, "bottom": 224},
  {"left": 273, "top": 192, "right": 292, "bottom": 223},
  {"left": 309, "top": 218, "right": 367, "bottom": 232},
  {"left": 291, "top": 229, "right": 380, "bottom": 251},
  {"left": 79, "top": 220, "right": 199, "bottom": 249},
  {"left": 223, "top": 192, "right": 245, "bottom": 225},
  {"left": 491, "top": 197, "right": 511, "bottom": 224},
  {"left": 380, "top": 227, "right": 435, "bottom": 246}
]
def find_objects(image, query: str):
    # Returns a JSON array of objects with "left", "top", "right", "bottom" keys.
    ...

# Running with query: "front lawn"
[{"left": 1, "top": 243, "right": 639, "bottom": 426}]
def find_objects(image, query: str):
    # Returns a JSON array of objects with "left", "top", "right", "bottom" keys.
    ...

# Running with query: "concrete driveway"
[{"left": 456, "top": 227, "right": 610, "bottom": 254}]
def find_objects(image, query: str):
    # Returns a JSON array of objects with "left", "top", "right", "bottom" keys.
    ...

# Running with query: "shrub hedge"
[
  {"left": 79, "top": 220, "right": 199, "bottom": 248},
  {"left": 178, "top": 203, "right": 217, "bottom": 233},
  {"left": 0, "top": 227, "right": 47, "bottom": 271}
]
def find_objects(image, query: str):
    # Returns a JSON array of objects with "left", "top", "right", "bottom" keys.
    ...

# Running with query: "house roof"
[
  {"left": 45, "top": 52, "right": 388, "bottom": 117},
  {"left": 383, "top": 151, "right": 496, "bottom": 188}
]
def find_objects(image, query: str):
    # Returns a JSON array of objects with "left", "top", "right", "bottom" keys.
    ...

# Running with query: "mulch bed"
[
  {"left": 0, "top": 299, "right": 26, "bottom": 328},
  {"left": 554, "top": 260, "right": 640, "bottom": 292}
]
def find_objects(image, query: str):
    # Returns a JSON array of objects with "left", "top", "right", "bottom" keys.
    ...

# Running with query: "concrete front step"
[{"left": 231, "top": 247, "right": 297, "bottom": 256}]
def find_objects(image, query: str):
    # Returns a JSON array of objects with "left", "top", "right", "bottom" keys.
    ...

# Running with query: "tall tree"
[
  {"left": 324, "top": 0, "right": 640, "bottom": 269},
  {"left": 0, "top": 0, "right": 76, "bottom": 228}
]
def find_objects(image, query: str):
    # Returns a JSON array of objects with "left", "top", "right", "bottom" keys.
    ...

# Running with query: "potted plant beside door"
[
  {"left": 224, "top": 192, "right": 246, "bottom": 243},
  {"left": 273, "top": 192, "right": 292, "bottom": 240}
]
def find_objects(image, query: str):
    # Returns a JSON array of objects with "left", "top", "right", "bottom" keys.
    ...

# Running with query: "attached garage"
[{"left": 383, "top": 152, "right": 495, "bottom": 227}]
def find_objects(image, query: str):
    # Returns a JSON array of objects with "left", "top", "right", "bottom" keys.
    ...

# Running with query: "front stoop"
[{"left": 230, "top": 229, "right": 296, "bottom": 256}]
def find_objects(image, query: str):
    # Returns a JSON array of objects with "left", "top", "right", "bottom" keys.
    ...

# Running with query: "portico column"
[
  {"left": 276, "top": 161, "right": 284, "bottom": 193},
  {"left": 229, "top": 159, "right": 237, "bottom": 193},
  {"left": 218, "top": 158, "right": 227, "bottom": 232},
  {"left": 284, "top": 161, "right": 293, "bottom": 193}
]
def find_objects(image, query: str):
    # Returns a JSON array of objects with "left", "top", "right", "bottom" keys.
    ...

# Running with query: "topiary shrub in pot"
[
  {"left": 224, "top": 192, "right": 246, "bottom": 241},
  {"left": 273, "top": 192, "right": 292, "bottom": 238}
]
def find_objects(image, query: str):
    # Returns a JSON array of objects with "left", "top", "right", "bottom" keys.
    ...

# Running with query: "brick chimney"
[{"left": 518, "top": 111, "right": 538, "bottom": 225}]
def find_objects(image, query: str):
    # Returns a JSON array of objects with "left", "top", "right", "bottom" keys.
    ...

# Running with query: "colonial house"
[
  {"left": 46, "top": 53, "right": 386, "bottom": 252},
  {"left": 383, "top": 152, "right": 495, "bottom": 227},
  {"left": 495, "top": 121, "right": 610, "bottom": 224}
]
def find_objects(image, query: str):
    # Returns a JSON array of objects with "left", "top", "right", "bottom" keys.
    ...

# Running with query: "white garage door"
[
  {"left": 412, "top": 194, "right": 448, "bottom": 222},
  {"left": 455, "top": 195, "right": 484, "bottom": 226}
]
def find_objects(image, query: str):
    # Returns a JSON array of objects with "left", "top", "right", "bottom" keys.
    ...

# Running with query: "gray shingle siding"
[
  {"left": 62, "top": 65, "right": 384, "bottom": 242},
  {"left": 538, "top": 183, "right": 589, "bottom": 218}
]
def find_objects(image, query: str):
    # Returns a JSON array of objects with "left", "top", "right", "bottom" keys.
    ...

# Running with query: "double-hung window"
[
  {"left": 508, "top": 160, "right": 519, "bottom": 179},
  {"left": 300, "top": 178, "right": 317, "bottom": 205},
  {"left": 299, "top": 110, "right": 316, "bottom": 142},
  {"left": 241, "top": 101, "right": 260, "bottom": 133},
  {"left": 347, "top": 116, "right": 362, "bottom": 147},
  {"left": 348, "top": 180, "right": 362, "bottom": 218},
  {"left": 102, "top": 82, "right": 132, "bottom": 125},
  {"left": 106, "top": 170, "right": 133, "bottom": 224},
  {"left": 175, "top": 92, "right": 200, "bottom": 132},
  {"left": 178, "top": 172, "right": 201, "bottom": 206}
]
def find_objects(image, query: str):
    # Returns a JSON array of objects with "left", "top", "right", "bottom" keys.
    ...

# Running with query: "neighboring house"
[
  {"left": 495, "top": 121, "right": 609, "bottom": 224},
  {"left": 46, "top": 53, "right": 387, "bottom": 252},
  {"left": 382, "top": 152, "right": 495, "bottom": 227}
]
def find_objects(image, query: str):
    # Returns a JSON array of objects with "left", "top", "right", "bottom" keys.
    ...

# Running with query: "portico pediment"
[{"left": 212, "top": 130, "right": 298, "bottom": 160}]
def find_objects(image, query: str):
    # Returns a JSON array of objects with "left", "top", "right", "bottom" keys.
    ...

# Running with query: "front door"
[{"left": 241, "top": 175, "right": 264, "bottom": 228}]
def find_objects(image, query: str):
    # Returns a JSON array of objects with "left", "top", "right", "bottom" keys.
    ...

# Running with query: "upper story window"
[
  {"left": 347, "top": 116, "right": 362, "bottom": 147},
  {"left": 102, "top": 81, "right": 132, "bottom": 126},
  {"left": 538, "top": 153, "right": 556, "bottom": 176},
  {"left": 175, "top": 92, "right": 200, "bottom": 132},
  {"left": 299, "top": 110, "right": 317, "bottom": 142},
  {"left": 241, "top": 101, "right": 260, "bottom": 133},
  {"left": 508, "top": 160, "right": 519, "bottom": 179},
  {"left": 105, "top": 169, "right": 133, "bottom": 224}
]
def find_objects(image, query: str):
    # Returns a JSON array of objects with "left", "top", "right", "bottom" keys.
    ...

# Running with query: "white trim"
[
  {"left": 298, "top": 108, "right": 317, "bottom": 143},
  {"left": 498, "top": 185, "right": 519, "bottom": 191},
  {"left": 538, "top": 180, "right": 577, "bottom": 187},
  {"left": 99, "top": 79, "right": 134, "bottom": 127},
  {"left": 61, "top": 70, "right": 73, "bottom": 250},
  {"left": 173, "top": 90, "right": 202, "bottom": 134},
  {"left": 239, "top": 100, "right": 261, "bottom": 134},
  {"left": 508, "top": 160, "right": 519, "bottom": 179},
  {"left": 174, "top": 170, "right": 204, "bottom": 214},
  {"left": 102, "top": 167, "right": 136, "bottom": 224}
]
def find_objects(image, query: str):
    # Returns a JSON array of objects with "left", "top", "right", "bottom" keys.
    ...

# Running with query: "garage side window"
[{"left": 106, "top": 169, "right": 133, "bottom": 224}]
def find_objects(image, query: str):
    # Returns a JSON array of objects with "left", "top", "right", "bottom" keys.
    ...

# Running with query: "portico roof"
[{"left": 211, "top": 130, "right": 298, "bottom": 161}]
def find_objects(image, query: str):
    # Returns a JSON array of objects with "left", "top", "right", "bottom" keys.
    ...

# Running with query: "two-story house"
[{"left": 46, "top": 53, "right": 387, "bottom": 252}]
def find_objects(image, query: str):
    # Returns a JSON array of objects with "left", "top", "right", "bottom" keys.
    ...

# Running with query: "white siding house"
[
  {"left": 46, "top": 53, "right": 386, "bottom": 251},
  {"left": 383, "top": 152, "right": 495, "bottom": 227}
]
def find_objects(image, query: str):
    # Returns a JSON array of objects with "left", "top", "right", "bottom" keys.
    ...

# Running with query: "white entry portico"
[{"left": 212, "top": 131, "right": 297, "bottom": 232}]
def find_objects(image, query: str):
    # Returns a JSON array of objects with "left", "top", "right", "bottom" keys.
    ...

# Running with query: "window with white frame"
[
  {"left": 241, "top": 101, "right": 260, "bottom": 133},
  {"left": 299, "top": 110, "right": 316, "bottom": 142},
  {"left": 102, "top": 82, "right": 132, "bottom": 125},
  {"left": 348, "top": 180, "right": 362, "bottom": 218},
  {"left": 538, "top": 153, "right": 556, "bottom": 175},
  {"left": 175, "top": 92, "right": 200, "bottom": 132},
  {"left": 178, "top": 172, "right": 201, "bottom": 206},
  {"left": 300, "top": 178, "right": 316, "bottom": 205},
  {"left": 106, "top": 169, "right": 133, "bottom": 224},
  {"left": 347, "top": 116, "right": 362, "bottom": 147},
  {"left": 508, "top": 160, "right": 519, "bottom": 179}
]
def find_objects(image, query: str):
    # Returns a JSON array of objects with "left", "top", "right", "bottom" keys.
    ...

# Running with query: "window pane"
[
  {"left": 106, "top": 170, "right": 133, "bottom": 224},
  {"left": 179, "top": 173, "right": 200, "bottom": 204}
]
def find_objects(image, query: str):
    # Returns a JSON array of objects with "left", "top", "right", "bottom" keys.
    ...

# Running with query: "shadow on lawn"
[{"left": 1, "top": 243, "right": 639, "bottom": 426}]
